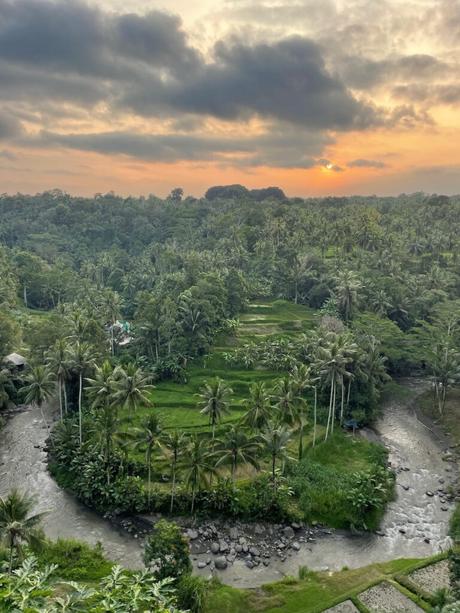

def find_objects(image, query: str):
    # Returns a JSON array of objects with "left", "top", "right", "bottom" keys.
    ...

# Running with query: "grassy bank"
[{"left": 205, "top": 554, "right": 449, "bottom": 613}]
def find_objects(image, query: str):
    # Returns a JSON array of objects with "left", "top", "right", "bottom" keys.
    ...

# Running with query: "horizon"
[{"left": 1, "top": 0, "right": 460, "bottom": 196}]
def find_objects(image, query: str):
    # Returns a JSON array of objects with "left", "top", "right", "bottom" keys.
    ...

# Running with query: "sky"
[{"left": 0, "top": 0, "right": 459, "bottom": 197}]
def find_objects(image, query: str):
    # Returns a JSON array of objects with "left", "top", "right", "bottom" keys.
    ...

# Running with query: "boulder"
[
  {"left": 210, "top": 542, "right": 220, "bottom": 554},
  {"left": 292, "top": 542, "right": 301, "bottom": 551},
  {"left": 229, "top": 527, "right": 239, "bottom": 540},
  {"left": 197, "top": 561, "right": 207, "bottom": 569},
  {"left": 214, "top": 557, "right": 228, "bottom": 570},
  {"left": 282, "top": 526, "right": 295, "bottom": 539},
  {"left": 187, "top": 529, "right": 199, "bottom": 540}
]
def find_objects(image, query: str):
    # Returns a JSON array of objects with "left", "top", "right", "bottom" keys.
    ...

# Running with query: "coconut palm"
[
  {"left": 214, "top": 426, "right": 261, "bottom": 482},
  {"left": 273, "top": 377, "right": 298, "bottom": 426},
  {"left": 134, "top": 415, "right": 162, "bottom": 508},
  {"left": 333, "top": 270, "right": 362, "bottom": 322},
  {"left": 260, "top": 423, "right": 292, "bottom": 491},
  {"left": 242, "top": 381, "right": 272, "bottom": 430},
  {"left": 161, "top": 430, "right": 187, "bottom": 513},
  {"left": 111, "top": 363, "right": 154, "bottom": 421},
  {"left": 21, "top": 365, "right": 55, "bottom": 433},
  {"left": 45, "top": 339, "right": 69, "bottom": 420},
  {"left": 0, "top": 490, "right": 46, "bottom": 571},
  {"left": 86, "top": 360, "right": 119, "bottom": 483},
  {"left": 182, "top": 436, "right": 215, "bottom": 513},
  {"left": 196, "top": 378, "right": 233, "bottom": 440},
  {"left": 66, "top": 341, "right": 97, "bottom": 446}
]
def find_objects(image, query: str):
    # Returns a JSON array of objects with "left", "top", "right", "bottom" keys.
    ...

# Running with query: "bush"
[
  {"left": 36, "top": 539, "right": 113, "bottom": 581},
  {"left": 177, "top": 574, "right": 209, "bottom": 613},
  {"left": 144, "top": 520, "right": 192, "bottom": 580}
]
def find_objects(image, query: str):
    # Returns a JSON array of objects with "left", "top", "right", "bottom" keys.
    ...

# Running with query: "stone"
[
  {"left": 197, "top": 561, "right": 207, "bottom": 569},
  {"left": 245, "top": 560, "right": 254, "bottom": 569},
  {"left": 210, "top": 542, "right": 219, "bottom": 554},
  {"left": 229, "top": 527, "right": 239, "bottom": 540},
  {"left": 254, "top": 524, "right": 265, "bottom": 535},
  {"left": 249, "top": 546, "right": 260, "bottom": 557},
  {"left": 291, "top": 522, "right": 301, "bottom": 530},
  {"left": 426, "top": 491, "right": 435, "bottom": 497},
  {"left": 219, "top": 541, "right": 229, "bottom": 553},
  {"left": 235, "top": 544, "right": 243, "bottom": 553},
  {"left": 282, "top": 526, "right": 295, "bottom": 539},
  {"left": 263, "top": 559, "right": 270, "bottom": 566},
  {"left": 187, "top": 529, "right": 199, "bottom": 540},
  {"left": 399, "top": 528, "right": 406, "bottom": 534},
  {"left": 214, "top": 557, "right": 228, "bottom": 570},
  {"left": 292, "top": 541, "right": 301, "bottom": 551}
]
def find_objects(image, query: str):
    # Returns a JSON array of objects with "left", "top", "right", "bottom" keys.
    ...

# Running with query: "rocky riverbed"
[{"left": 0, "top": 378, "right": 458, "bottom": 588}]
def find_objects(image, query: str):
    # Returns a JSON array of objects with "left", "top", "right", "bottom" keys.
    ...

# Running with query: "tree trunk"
[
  {"left": 58, "top": 377, "right": 63, "bottom": 421},
  {"left": 272, "top": 453, "right": 276, "bottom": 491},
  {"left": 78, "top": 372, "right": 83, "bottom": 446},
  {"left": 63, "top": 382, "right": 68, "bottom": 415},
  {"left": 340, "top": 376, "right": 345, "bottom": 425},
  {"left": 23, "top": 284, "right": 28, "bottom": 308},
  {"left": 313, "top": 386, "right": 317, "bottom": 447},
  {"left": 298, "top": 420, "right": 304, "bottom": 460},
  {"left": 325, "top": 381, "right": 334, "bottom": 441},
  {"left": 170, "top": 464, "right": 176, "bottom": 514},
  {"left": 331, "top": 379, "right": 336, "bottom": 435}
]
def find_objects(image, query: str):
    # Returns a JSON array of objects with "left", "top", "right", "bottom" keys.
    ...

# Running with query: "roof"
[{"left": 3, "top": 352, "right": 27, "bottom": 366}]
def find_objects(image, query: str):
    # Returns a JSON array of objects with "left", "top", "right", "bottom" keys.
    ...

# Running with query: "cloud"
[
  {"left": 0, "top": 149, "right": 17, "bottom": 159},
  {"left": 120, "top": 36, "right": 379, "bottom": 130},
  {"left": 0, "top": 110, "right": 22, "bottom": 139},
  {"left": 392, "top": 83, "right": 460, "bottom": 105},
  {"left": 317, "top": 158, "right": 344, "bottom": 172},
  {"left": 33, "top": 123, "right": 331, "bottom": 168},
  {"left": 347, "top": 158, "right": 387, "bottom": 169}
]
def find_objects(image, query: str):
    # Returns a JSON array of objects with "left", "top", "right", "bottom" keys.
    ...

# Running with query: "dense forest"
[{"left": 1, "top": 188, "right": 460, "bottom": 611}]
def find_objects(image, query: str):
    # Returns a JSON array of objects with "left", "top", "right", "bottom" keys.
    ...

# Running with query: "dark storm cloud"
[
  {"left": 123, "top": 37, "right": 379, "bottom": 129},
  {"left": 392, "top": 83, "right": 460, "bottom": 105},
  {"left": 0, "top": 0, "right": 378, "bottom": 130},
  {"left": 347, "top": 159, "right": 387, "bottom": 169},
  {"left": 35, "top": 124, "right": 330, "bottom": 168}
]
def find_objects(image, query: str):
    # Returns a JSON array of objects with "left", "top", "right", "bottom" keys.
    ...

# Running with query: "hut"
[{"left": 3, "top": 352, "right": 27, "bottom": 372}]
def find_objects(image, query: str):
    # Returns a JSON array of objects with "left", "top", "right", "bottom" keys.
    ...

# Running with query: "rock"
[
  {"left": 219, "top": 541, "right": 229, "bottom": 553},
  {"left": 292, "top": 542, "right": 301, "bottom": 551},
  {"left": 210, "top": 542, "right": 219, "bottom": 554},
  {"left": 441, "top": 506, "right": 449, "bottom": 511},
  {"left": 242, "top": 544, "right": 249, "bottom": 553},
  {"left": 229, "top": 527, "right": 239, "bottom": 540},
  {"left": 214, "top": 557, "right": 228, "bottom": 570},
  {"left": 187, "top": 529, "right": 199, "bottom": 540},
  {"left": 249, "top": 546, "right": 260, "bottom": 557},
  {"left": 282, "top": 526, "right": 295, "bottom": 539},
  {"left": 245, "top": 560, "right": 254, "bottom": 569},
  {"left": 402, "top": 485, "right": 409, "bottom": 491},
  {"left": 263, "top": 559, "right": 270, "bottom": 566},
  {"left": 235, "top": 544, "right": 242, "bottom": 553},
  {"left": 399, "top": 528, "right": 406, "bottom": 534},
  {"left": 197, "top": 561, "right": 207, "bottom": 569},
  {"left": 426, "top": 491, "right": 435, "bottom": 497},
  {"left": 424, "top": 537, "right": 431, "bottom": 544},
  {"left": 291, "top": 522, "right": 301, "bottom": 530},
  {"left": 254, "top": 524, "right": 265, "bottom": 535}
]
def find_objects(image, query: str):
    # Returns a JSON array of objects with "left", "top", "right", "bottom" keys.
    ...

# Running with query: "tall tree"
[
  {"left": 242, "top": 381, "right": 272, "bottom": 431},
  {"left": 134, "top": 415, "right": 162, "bottom": 508},
  {"left": 45, "top": 339, "right": 69, "bottom": 420},
  {"left": 182, "top": 436, "right": 215, "bottom": 513},
  {"left": 261, "top": 423, "right": 292, "bottom": 492},
  {"left": 161, "top": 430, "right": 186, "bottom": 514},
  {"left": 214, "top": 426, "right": 260, "bottom": 482},
  {"left": 0, "top": 490, "right": 45, "bottom": 572},
  {"left": 197, "top": 378, "right": 233, "bottom": 440},
  {"left": 112, "top": 363, "right": 154, "bottom": 421},
  {"left": 66, "top": 341, "right": 96, "bottom": 446}
]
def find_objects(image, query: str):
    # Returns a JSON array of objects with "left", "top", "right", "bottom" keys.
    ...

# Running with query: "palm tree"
[
  {"left": 86, "top": 360, "right": 118, "bottom": 483},
  {"left": 112, "top": 363, "right": 154, "bottom": 421},
  {"left": 290, "top": 364, "right": 313, "bottom": 458},
  {"left": 273, "top": 377, "right": 298, "bottom": 426},
  {"left": 21, "top": 365, "right": 55, "bottom": 432},
  {"left": 161, "top": 430, "right": 186, "bottom": 513},
  {"left": 101, "top": 289, "right": 123, "bottom": 356},
  {"left": 182, "top": 436, "right": 215, "bottom": 513},
  {"left": 134, "top": 415, "right": 162, "bottom": 508},
  {"left": 214, "top": 426, "right": 261, "bottom": 482},
  {"left": 0, "top": 490, "right": 46, "bottom": 572},
  {"left": 242, "top": 381, "right": 272, "bottom": 431},
  {"left": 261, "top": 423, "right": 292, "bottom": 492},
  {"left": 45, "top": 339, "right": 69, "bottom": 420},
  {"left": 333, "top": 270, "right": 362, "bottom": 322},
  {"left": 66, "top": 341, "right": 96, "bottom": 446},
  {"left": 197, "top": 378, "right": 233, "bottom": 440}
]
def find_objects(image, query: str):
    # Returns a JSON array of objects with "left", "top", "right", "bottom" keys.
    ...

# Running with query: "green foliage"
[
  {"left": 176, "top": 574, "right": 209, "bottom": 613},
  {"left": 144, "top": 520, "right": 192, "bottom": 580},
  {"left": 35, "top": 539, "right": 113, "bottom": 581}
]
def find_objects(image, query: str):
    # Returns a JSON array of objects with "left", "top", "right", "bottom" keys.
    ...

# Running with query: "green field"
[
  {"left": 206, "top": 554, "right": 449, "bottom": 613},
  {"left": 119, "top": 299, "right": 316, "bottom": 434}
]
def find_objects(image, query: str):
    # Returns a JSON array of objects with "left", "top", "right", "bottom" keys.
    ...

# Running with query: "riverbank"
[{"left": 0, "top": 378, "right": 457, "bottom": 589}]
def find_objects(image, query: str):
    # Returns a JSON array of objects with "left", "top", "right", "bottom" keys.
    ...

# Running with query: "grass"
[
  {"left": 119, "top": 299, "right": 316, "bottom": 433},
  {"left": 205, "top": 555, "right": 447, "bottom": 613}
]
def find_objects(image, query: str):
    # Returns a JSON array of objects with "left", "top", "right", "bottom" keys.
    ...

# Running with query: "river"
[{"left": 0, "top": 379, "right": 456, "bottom": 588}]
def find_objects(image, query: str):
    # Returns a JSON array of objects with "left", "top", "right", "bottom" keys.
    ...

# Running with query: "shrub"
[
  {"left": 177, "top": 574, "right": 209, "bottom": 613},
  {"left": 36, "top": 539, "right": 113, "bottom": 581},
  {"left": 144, "top": 520, "right": 192, "bottom": 580}
]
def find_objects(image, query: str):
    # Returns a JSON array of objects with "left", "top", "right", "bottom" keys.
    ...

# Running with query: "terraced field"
[{"left": 122, "top": 299, "right": 316, "bottom": 433}]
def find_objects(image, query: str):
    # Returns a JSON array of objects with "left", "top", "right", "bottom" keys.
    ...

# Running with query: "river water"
[{"left": 0, "top": 379, "right": 456, "bottom": 588}]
